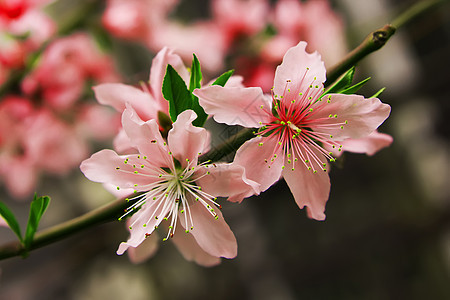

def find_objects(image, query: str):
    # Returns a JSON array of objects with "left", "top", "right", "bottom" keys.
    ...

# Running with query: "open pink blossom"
[
  {"left": 80, "top": 107, "right": 259, "bottom": 265},
  {"left": 194, "top": 41, "right": 391, "bottom": 220}
]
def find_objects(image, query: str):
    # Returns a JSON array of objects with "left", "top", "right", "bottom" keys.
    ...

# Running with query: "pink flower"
[
  {"left": 80, "top": 107, "right": 259, "bottom": 265},
  {"left": 194, "top": 41, "right": 391, "bottom": 220},
  {"left": 93, "top": 47, "right": 189, "bottom": 153}
]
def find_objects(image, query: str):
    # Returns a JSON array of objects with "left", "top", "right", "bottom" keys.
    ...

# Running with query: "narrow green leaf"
[
  {"left": 24, "top": 194, "right": 50, "bottom": 249},
  {"left": 189, "top": 54, "right": 202, "bottom": 92},
  {"left": 191, "top": 94, "right": 208, "bottom": 127},
  {"left": 322, "top": 67, "right": 355, "bottom": 96},
  {"left": 0, "top": 202, "right": 22, "bottom": 242},
  {"left": 341, "top": 77, "right": 371, "bottom": 95},
  {"left": 162, "top": 64, "right": 193, "bottom": 122},
  {"left": 212, "top": 70, "right": 235, "bottom": 87},
  {"left": 370, "top": 87, "right": 386, "bottom": 98}
]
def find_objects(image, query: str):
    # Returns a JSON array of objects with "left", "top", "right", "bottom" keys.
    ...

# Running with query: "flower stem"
[
  {"left": 199, "top": 127, "right": 256, "bottom": 163},
  {"left": 0, "top": 195, "right": 140, "bottom": 260},
  {"left": 325, "top": 0, "right": 448, "bottom": 86}
]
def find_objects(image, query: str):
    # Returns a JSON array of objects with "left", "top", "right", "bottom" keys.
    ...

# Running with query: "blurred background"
[{"left": 0, "top": 0, "right": 449, "bottom": 299}]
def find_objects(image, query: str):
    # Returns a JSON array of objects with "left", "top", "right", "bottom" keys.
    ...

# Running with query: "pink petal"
[
  {"left": 282, "top": 153, "right": 330, "bottom": 221},
  {"left": 311, "top": 94, "right": 391, "bottom": 142},
  {"left": 149, "top": 47, "right": 190, "bottom": 113},
  {"left": 121, "top": 105, "right": 170, "bottom": 167},
  {"left": 234, "top": 136, "right": 284, "bottom": 192},
  {"left": 127, "top": 232, "right": 160, "bottom": 264},
  {"left": 80, "top": 149, "right": 161, "bottom": 190},
  {"left": 186, "top": 201, "right": 237, "bottom": 259},
  {"left": 117, "top": 200, "right": 170, "bottom": 254},
  {"left": 93, "top": 83, "right": 159, "bottom": 120},
  {"left": 340, "top": 131, "right": 393, "bottom": 156},
  {"left": 112, "top": 128, "right": 133, "bottom": 154},
  {"left": 193, "top": 86, "right": 272, "bottom": 127},
  {"left": 167, "top": 110, "right": 209, "bottom": 167},
  {"left": 273, "top": 41, "right": 326, "bottom": 101},
  {"left": 172, "top": 223, "right": 221, "bottom": 267},
  {"left": 196, "top": 163, "right": 260, "bottom": 203}
]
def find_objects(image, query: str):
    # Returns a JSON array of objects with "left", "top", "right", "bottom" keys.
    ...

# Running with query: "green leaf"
[
  {"left": 24, "top": 194, "right": 50, "bottom": 249},
  {"left": 370, "top": 87, "right": 386, "bottom": 98},
  {"left": 189, "top": 54, "right": 202, "bottom": 92},
  {"left": 162, "top": 64, "right": 193, "bottom": 122},
  {"left": 191, "top": 94, "right": 208, "bottom": 127},
  {"left": 212, "top": 70, "right": 235, "bottom": 87},
  {"left": 322, "top": 67, "right": 355, "bottom": 96},
  {"left": 341, "top": 77, "right": 371, "bottom": 95},
  {"left": 0, "top": 202, "right": 22, "bottom": 242}
]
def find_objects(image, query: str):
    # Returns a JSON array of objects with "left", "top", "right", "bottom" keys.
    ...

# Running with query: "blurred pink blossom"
[
  {"left": 212, "top": 0, "right": 269, "bottom": 47},
  {"left": 263, "top": 0, "right": 347, "bottom": 67},
  {"left": 194, "top": 41, "right": 391, "bottom": 220},
  {"left": 81, "top": 108, "right": 259, "bottom": 266},
  {"left": 0, "top": 96, "right": 88, "bottom": 199},
  {"left": 0, "top": 0, "right": 55, "bottom": 69},
  {"left": 22, "top": 33, "right": 120, "bottom": 111}
]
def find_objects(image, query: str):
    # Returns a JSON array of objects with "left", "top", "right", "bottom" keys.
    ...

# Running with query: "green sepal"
[
  {"left": 322, "top": 67, "right": 355, "bottom": 96},
  {"left": 340, "top": 77, "right": 371, "bottom": 95},
  {"left": 189, "top": 54, "right": 202, "bottom": 92},
  {"left": 189, "top": 55, "right": 208, "bottom": 127},
  {"left": 370, "top": 87, "right": 386, "bottom": 98},
  {"left": 24, "top": 194, "right": 50, "bottom": 249},
  {"left": 0, "top": 201, "right": 23, "bottom": 242},
  {"left": 162, "top": 64, "right": 193, "bottom": 122},
  {"left": 163, "top": 63, "right": 208, "bottom": 127},
  {"left": 212, "top": 70, "right": 235, "bottom": 87}
]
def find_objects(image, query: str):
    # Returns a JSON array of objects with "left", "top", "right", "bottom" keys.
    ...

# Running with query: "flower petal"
[
  {"left": 121, "top": 105, "right": 171, "bottom": 167},
  {"left": 187, "top": 201, "right": 237, "bottom": 259},
  {"left": 112, "top": 128, "right": 133, "bottom": 154},
  {"left": 234, "top": 136, "right": 283, "bottom": 192},
  {"left": 311, "top": 94, "right": 391, "bottom": 142},
  {"left": 273, "top": 41, "right": 326, "bottom": 101},
  {"left": 149, "top": 47, "right": 190, "bottom": 113},
  {"left": 80, "top": 150, "right": 160, "bottom": 190},
  {"left": 117, "top": 199, "right": 170, "bottom": 254},
  {"left": 339, "top": 131, "right": 393, "bottom": 156},
  {"left": 283, "top": 155, "right": 330, "bottom": 221},
  {"left": 172, "top": 224, "right": 221, "bottom": 267},
  {"left": 127, "top": 232, "right": 160, "bottom": 264},
  {"left": 196, "top": 163, "right": 260, "bottom": 203},
  {"left": 167, "top": 110, "right": 209, "bottom": 167},
  {"left": 93, "top": 83, "right": 159, "bottom": 120},
  {"left": 193, "top": 86, "right": 272, "bottom": 127}
]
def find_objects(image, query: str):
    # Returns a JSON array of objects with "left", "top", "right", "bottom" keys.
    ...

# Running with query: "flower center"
[
  {"left": 116, "top": 155, "right": 221, "bottom": 241},
  {"left": 258, "top": 80, "right": 345, "bottom": 173}
]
